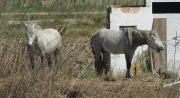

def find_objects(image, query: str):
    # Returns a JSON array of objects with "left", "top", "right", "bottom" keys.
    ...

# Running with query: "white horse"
[
  {"left": 24, "top": 23, "right": 62, "bottom": 69},
  {"left": 91, "top": 28, "right": 164, "bottom": 78}
]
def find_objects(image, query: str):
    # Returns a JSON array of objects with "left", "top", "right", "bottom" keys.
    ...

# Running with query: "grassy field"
[
  {"left": 0, "top": 0, "right": 145, "bottom": 12},
  {"left": 0, "top": 13, "right": 107, "bottom": 38},
  {"left": 0, "top": 0, "right": 180, "bottom": 98},
  {"left": 0, "top": 0, "right": 145, "bottom": 38}
]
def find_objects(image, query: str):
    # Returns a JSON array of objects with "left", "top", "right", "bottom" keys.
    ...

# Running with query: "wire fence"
[{"left": 167, "top": 32, "right": 180, "bottom": 78}]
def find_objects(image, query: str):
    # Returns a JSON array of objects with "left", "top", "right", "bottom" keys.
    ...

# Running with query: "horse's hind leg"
[
  {"left": 41, "top": 55, "right": 45, "bottom": 66},
  {"left": 94, "top": 54, "right": 103, "bottom": 76},
  {"left": 54, "top": 49, "right": 60, "bottom": 73},
  {"left": 91, "top": 38, "right": 104, "bottom": 76},
  {"left": 54, "top": 49, "right": 60, "bottom": 66},
  {"left": 102, "top": 50, "right": 110, "bottom": 75},
  {"left": 46, "top": 55, "right": 52, "bottom": 67},
  {"left": 93, "top": 46, "right": 104, "bottom": 76}
]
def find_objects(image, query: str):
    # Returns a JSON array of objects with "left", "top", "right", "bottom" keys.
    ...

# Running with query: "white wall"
[{"left": 110, "top": 7, "right": 153, "bottom": 76}]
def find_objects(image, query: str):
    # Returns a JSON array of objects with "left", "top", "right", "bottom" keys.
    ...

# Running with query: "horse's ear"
[
  {"left": 152, "top": 30, "right": 157, "bottom": 35},
  {"left": 32, "top": 23, "right": 37, "bottom": 28},
  {"left": 34, "top": 22, "right": 37, "bottom": 26},
  {"left": 24, "top": 22, "right": 28, "bottom": 27}
]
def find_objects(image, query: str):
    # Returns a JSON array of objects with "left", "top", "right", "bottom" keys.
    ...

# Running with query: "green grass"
[
  {"left": 1, "top": 0, "right": 144, "bottom": 13},
  {"left": 1, "top": 0, "right": 107, "bottom": 13},
  {"left": 0, "top": 32, "right": 25, "bottom": 38},
  {"left": 0, "top": 0, "right": 141, "bottom": 36},
  {"left": 0, "top": 0, "right": 144, "bottom": 38},
  {"left": 0, "top": 13, "right": 106, "bottom": 38}
]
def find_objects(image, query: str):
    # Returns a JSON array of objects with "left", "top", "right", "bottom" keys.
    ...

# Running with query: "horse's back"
[
  {"left": 38, "top": 28, "right": 62, "bottom": 53},
  {"left": 91, "top": 28, "right": 108, "bottom": 53},
  {"left": 43, "top": 28, "right": 61, "bottom": 37},
  {"left": 91, "top": 28, "right": 111, "bottom": 40},
  {"left": 92, "top": 28, "right": 127, "bottom": 54},
  {"left": 44, "top": 28, "right": 62, "bottom": 44}
]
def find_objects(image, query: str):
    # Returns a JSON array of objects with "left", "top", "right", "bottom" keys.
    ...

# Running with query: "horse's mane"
[
  {"left": 27, "top": 23, "right": 42, "bottom": 30},
  {"left": 123, "top": 28, "right": 152, "bottom": 47}
]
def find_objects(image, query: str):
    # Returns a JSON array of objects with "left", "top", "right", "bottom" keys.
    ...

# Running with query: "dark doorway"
[{"left": 119, "top": 26, "right": 137, "bottom": 30}]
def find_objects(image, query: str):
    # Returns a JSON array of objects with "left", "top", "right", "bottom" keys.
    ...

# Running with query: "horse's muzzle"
[
  {"left": 27, "top": 44, "right": 32, "bottom": 48},
  {"left": 158, "top": 47, "right": 164, "bottom": 53}
]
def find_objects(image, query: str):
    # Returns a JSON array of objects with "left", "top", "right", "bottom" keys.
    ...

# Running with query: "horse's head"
[
  {"left": 24, "top": 22, "right": 37, "bottom": 47},
  {"left": 149, "top": 30, "right": 164, "bottom": 53}
]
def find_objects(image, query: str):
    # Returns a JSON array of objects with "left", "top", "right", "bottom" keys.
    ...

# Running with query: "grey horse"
[
  {"left": 25, "top": 23, "right": 62, "bottom": 69},
  {"left": 91, "top": 27, "right": 164, "bottom": 78}
]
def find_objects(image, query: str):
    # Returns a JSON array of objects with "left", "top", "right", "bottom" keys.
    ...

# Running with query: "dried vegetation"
[
  {"left": 0, "top": 0, "right": 180, "bottom": 98},
  {"left": 0, "top": 37, "right": 180, "bottom": 98}
]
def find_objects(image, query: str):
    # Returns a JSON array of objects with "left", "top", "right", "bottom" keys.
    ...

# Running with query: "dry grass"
[
  {"left": 0, "top": 37, "right": 93, "bottom": 98},
  {"left": 0, "top": 0, "right": 180, "bottom": 97},
  {"left": 0, "top": 37, "right": 180, "bottom": 98}
]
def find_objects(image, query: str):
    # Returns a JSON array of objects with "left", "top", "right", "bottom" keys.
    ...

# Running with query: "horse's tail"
[{"left": 91, "top": 37, "right": 104, "bottom": 76}]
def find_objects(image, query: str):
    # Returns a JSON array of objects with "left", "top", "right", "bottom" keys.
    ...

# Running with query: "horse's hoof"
[
  {"left": 123, "top": 78, "right": 132, "bottom": 81},
  {"left": 123, "top": 78, "right": 129, "bottom": 80}
]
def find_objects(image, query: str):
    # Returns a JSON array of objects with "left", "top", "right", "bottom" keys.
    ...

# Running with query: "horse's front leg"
[
  {"left": 125, "top": 54, "right": 131, "bottom": 78},
  {"left": 30, "top": 56, "right": 34, "bottom": 69},
  {"left": 28, "top": 47, "right": 34, "bottom": 69},
  {"left": 125, "top": 49, "right": 135, "bottom": 79}
]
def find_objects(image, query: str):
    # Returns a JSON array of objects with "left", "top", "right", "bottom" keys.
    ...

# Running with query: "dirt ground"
[{"left": 0, "top": 37, "right": 180, "bottom": 98}]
